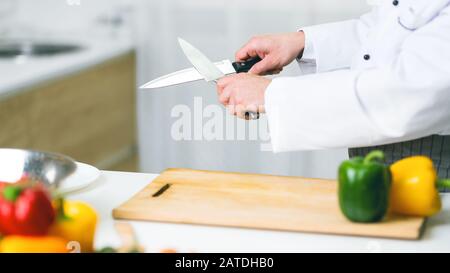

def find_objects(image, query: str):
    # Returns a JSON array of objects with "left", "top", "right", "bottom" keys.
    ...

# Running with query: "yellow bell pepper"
[
  {"left": 49, "top": 199, "right": 98, "bottom": 253},
  {"left": 390, "top": 156, "right": 450, "bottom": 217},
  {"left": 0, "top": 235, "right": 68, "bottom": 253}
]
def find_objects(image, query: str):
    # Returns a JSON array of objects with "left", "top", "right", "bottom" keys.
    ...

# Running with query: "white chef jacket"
[{"left": 265, "top": 0, "right": 450, "bottom": 152}]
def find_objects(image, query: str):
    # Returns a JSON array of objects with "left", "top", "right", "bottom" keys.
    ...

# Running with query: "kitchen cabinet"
[{"left": 0, "top": 52, "right": 137, "bottom": 170}]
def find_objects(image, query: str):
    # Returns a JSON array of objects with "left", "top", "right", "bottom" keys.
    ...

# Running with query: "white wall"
[{"left": 136, "top": 0, "right": 371, "bottom": 179}]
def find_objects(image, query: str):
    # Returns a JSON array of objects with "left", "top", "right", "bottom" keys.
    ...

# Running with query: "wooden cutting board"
[{"left": 113, "top": 168, "right": 426, "bottom": 240}]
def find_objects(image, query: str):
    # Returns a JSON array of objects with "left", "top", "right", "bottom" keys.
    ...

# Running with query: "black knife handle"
[
  {"left": 244, "top": 111, "right": 260, "bottom": 120},
  {"left": 232, "top": 56, "right": 262, "bottom": 73},
  {"left": 232, "top": 56, "right": 262, "bottom": 120}
]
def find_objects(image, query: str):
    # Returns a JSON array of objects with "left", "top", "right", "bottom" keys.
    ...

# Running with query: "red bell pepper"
[{"left": 0, "top": 184, "right": 55, "bottom": 236}]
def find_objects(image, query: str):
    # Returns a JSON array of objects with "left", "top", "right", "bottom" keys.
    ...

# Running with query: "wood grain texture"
[
  {"left": 0, "top": 92, "right": 31, "bottom": 148},
  {"left": 113, "top": 168, "right": 426, "bottom": 240},
  {"left": 0, "top": 52, "right": 136, "bottom": 168}
]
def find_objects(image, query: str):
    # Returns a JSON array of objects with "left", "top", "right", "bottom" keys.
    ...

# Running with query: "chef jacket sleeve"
[
  {"left": 265, "top": 6, "right": 450, "bottom": 152},
  {"left": 297, "top": 8, "right": 380, "bottom": 74}
]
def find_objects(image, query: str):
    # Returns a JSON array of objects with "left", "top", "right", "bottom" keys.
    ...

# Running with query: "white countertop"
[
  {"left": 0, "top": 38, "right": 134, "bottom": 100},
  {"left": 71, "top": 170, "right": 450, "bottom": 253}
]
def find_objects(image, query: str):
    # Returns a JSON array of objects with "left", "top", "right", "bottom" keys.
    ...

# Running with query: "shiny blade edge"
[
  {"left": 178, "top": 38, "right": 224, "bottom": 82},
  {"left": 140, "top": 60, "right": 236, "bottom": 89},
  {"left": 139, "top": 67, "right": 204, "bottom": 89}
]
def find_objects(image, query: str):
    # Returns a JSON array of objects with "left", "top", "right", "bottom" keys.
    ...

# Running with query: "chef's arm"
[
  {"left": 265, "top": 7, "right": 450, "bottom": 152},
  {"left": 298, "top": 8, "right": 380, "bottom": 74}
]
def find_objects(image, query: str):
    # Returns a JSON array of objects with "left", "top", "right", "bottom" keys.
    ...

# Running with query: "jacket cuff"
[
  {"left": 297, "top": 28, "right": 315, "bottom": 61},
  {"left": 296, "top": 28, "right": 317, "bottom": 74}
]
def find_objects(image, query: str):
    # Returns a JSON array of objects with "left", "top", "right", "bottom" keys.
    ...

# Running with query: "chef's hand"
[
  {"left": 217, "top": 74, "right": 271, "bottom": 119},
  {"left": 236, "top": 31, "right": 305, "bottom": 75}
]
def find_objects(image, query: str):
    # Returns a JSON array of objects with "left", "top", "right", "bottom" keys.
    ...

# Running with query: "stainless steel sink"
[{"left": 0, "top": 41, "right": 82, "bottom": 58}]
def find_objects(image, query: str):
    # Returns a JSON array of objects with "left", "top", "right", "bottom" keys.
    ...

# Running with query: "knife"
[
  {"left": 140, "top": 55, "right": 261, "bottom": 89},
  {"left": 140, "top": 39, "right": 262, "bottom": 120},
  {"left": 140, "top": 38, "right": 261, "bottom": 120},
  {"left": 178, "top": 38, "right": 261, "bottom": 120}
]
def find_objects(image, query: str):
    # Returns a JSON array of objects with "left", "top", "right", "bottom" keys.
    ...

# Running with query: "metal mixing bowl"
[{"left": 0, "top": 149, "right": 77, "bottom": 189}]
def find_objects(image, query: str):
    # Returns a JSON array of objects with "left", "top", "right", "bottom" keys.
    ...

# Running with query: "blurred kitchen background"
[{"left": 0, "top": 0, "right": 370, "bottom": 178}]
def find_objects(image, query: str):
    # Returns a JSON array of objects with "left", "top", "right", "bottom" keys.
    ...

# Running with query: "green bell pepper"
[{"left": 338, "top": 150, "right": 391, "bottom": 223}]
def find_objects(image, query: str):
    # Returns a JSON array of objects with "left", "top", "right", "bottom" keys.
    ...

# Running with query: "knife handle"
[
  {"left": 232, "top": 56, "right": 262, "bottom": 73},
  {"left": 232, "top": 56, "right": 262, "bottom": 120},
  {"left": 244, "top": 111, "right": 260, "bottom": 120}
]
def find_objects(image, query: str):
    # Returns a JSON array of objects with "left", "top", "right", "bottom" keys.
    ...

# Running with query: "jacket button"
[
  {"left": 363, "top": 54, "right": 371, "bottom": 61},
  {"left": 393, "top": 0, "right": 399, "bottom": 6}
]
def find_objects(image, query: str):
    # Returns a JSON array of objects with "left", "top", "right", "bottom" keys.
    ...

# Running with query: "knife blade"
[
  {"left": 140, "top": 60, "right": 236, "bottom": 89},
  {"left": 177, "top": 38, "right": 261, "bottom": 120},
  {"left": 178, "top": 38, "right": 224, "bottom": 82},
  {"left": 140, "top": 56, "right": 261, "bottom": 89}
]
